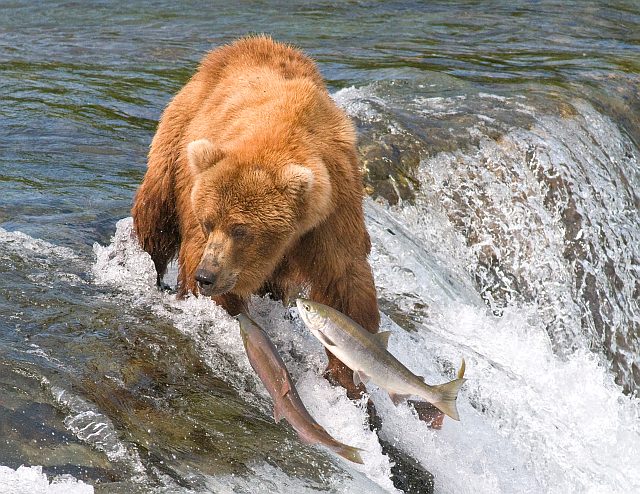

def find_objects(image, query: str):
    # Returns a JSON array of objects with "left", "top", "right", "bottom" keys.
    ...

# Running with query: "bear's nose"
[{"left": 195, "top": 268, "right": 217, "bottom": 286}]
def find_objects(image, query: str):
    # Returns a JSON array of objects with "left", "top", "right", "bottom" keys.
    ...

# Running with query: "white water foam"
[
  {"left": 0, "top": 227, "right": 79, "bottom": 264},
  {"left": 93, "top": 199, "right": 640, "bottom": 493},
  {"left": 95, "top": 196, "right": 640, "bottom": 493},
  {"left": 356, "top": 95, "right": 640, "bottom": 491},
  {"left": 0, "top": 465, "right": 93, "bottom": 494},
  {"left": 92, "top": 219, "right": 398, "bottom": 492}
]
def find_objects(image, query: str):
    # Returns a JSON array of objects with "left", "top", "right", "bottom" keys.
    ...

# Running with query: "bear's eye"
[
  {"left": 201, "top": 221, "right": 214, "bottom": 235},
  {"left": 230, "top": 224, "right": 249, "bottom": 240}
]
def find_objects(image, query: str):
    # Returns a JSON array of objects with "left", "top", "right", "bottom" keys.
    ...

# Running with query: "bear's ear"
[
  {"left": 280, "top": 164, "right": 315, "bottom": 199},
  {"left": 187, "top": 139, "right": 225, "bottom": 175}
]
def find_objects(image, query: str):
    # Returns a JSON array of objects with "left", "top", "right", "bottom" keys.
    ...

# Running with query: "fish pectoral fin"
[
  {"left": 316, "top": 329, "right": 337, "bottom": 348},
  {"left": 374, "top": 331, "right": 392, "bottom": 349},
  {"left": 280, "top": 371, "right": 291, "bottom": 397},
  {"left": 273, "top": 403, "right": 284, "bottom": 423},
  {"left": 389, "top": 392, "right": 411, "bottom": 406},
  {"left": 297, "top": 432, "right": 316, "bottom": 445},
  {"left": 353, "top": 370, "right": 370, "bottom": 387}
]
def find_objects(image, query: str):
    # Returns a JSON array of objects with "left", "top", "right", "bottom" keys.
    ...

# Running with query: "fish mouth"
[
  {"left": 295, "top": 299, "right": 310, "bottom": 325},
  {"left": 236, "top": 314, "right": 251, "bottom": 344},
  {"left": 236, "top": 313, "right": 250, "bottom": 326},
  {"left": 295, "top": 298, "right": 312, "bottom": 314},
  {"left": 296, "top": 298, "right": 322, "bottom": 328}
]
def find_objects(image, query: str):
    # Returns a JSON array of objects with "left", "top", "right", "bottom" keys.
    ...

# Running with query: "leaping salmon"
[
  {"left": 237, "top": 313, "right": 364, "bottom": 464},
  {"left": 296, "top": 298, "right": 466, "bottom": 421}
]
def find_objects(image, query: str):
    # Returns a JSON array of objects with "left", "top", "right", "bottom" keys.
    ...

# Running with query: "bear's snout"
[
  {"left": 195, "top": 267, "right": 217, "bottom": 287},
  {"left": 194, "top": 263, "right": 238, "bottom": 296},
  {"left": 195, "top": 267, "right": 225, "bottom": 296}
]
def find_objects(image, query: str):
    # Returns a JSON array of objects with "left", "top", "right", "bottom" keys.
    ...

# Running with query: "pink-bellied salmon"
[{"left": 238, "top": 313, "right": 363, "bottom": 463}]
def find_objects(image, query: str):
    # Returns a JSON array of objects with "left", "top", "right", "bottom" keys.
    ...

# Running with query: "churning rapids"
[
  {"left": 2, "top": 84, "right": 639, "bottom": 493},
  {"left": 2, "top": 2, "right": 640, "bottom": 493}
]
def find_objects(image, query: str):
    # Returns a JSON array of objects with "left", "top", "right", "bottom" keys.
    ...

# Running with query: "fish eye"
[{"left": 303, "top": 304, "right": 311, "bottom": 312}]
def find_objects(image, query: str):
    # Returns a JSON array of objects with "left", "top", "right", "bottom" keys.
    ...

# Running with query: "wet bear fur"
[{"left": 132, "top": 36, "right": 379, "bottom": 397}]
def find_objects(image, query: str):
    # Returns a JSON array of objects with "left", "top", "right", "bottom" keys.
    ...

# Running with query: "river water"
[{"left": 1, "top": 1, "right": 639, "bottom": 493}]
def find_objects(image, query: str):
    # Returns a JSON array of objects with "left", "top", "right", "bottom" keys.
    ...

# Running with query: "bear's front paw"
[
  {"left": 322, "top": 364, "right": 365, "bottom": 400},
  {"left": 157, "top": 280, "right": 174, "bottom": 293}
]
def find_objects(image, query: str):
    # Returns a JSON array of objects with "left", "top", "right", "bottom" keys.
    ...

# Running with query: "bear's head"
[{"left": 187, "top": 138, "right": 332, "bottom": 297}]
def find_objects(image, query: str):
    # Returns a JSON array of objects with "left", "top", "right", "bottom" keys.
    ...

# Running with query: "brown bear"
[{"left": 131, "top": 36, "right": 379, "bottom": 399}]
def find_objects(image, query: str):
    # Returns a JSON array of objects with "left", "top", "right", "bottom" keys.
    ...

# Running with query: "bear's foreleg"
[
  {"left": 132, "top": 154, "right": 181, "bottom": 287},
  {"left": 176, "top": 234, "right": 206, "bottom": 298},
  {"left": 133, "top": 80, "right": 203, "bottom": 288}
]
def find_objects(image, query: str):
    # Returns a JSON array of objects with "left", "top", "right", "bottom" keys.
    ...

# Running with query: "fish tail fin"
[
  {"left": 336, "top": 443, "right": 365, "bottom": 464},
  {"left": 427, "top": 378, "right": 466, "bottom": 421},
  {"left": 301, "top": 425, "right": 365, "bottom": 464}
]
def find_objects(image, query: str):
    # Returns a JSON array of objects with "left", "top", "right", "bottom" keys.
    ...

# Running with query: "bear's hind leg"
[{"left": 309, "top": 257, "right": 380, "bottom": 400}]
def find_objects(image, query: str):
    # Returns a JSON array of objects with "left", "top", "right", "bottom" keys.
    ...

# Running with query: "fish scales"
[
  {"left": 296, "top": 298, "right": 466, "bottom": 421},
  {"left": 237, "top": 313, "right": 363, "bottom": 463}
]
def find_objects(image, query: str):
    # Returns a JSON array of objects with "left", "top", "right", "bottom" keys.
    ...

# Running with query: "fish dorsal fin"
[
  {"left": 353, "top": 370, "right": 370, "bottom": 387},
  {"left": 374, "top": 331, "right": 392, "bottom": 349},
  {"left": 316, "top": 329, "right": 337, "bottom": 348},
  {"left": 457, "top": 358, "right": 466, "bottom": 379}
]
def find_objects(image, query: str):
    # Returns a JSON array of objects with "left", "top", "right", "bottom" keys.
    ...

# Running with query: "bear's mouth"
[{"left": 196, "top": 274, "right": 238, "bottom": 297}]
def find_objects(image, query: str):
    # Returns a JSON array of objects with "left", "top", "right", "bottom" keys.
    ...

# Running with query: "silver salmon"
[
  {"left": 237, "top": 313, "right": 364, "bottom": 463},
  {"left": 296, "top": 299, "right": 466, "bottom": 421}
]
